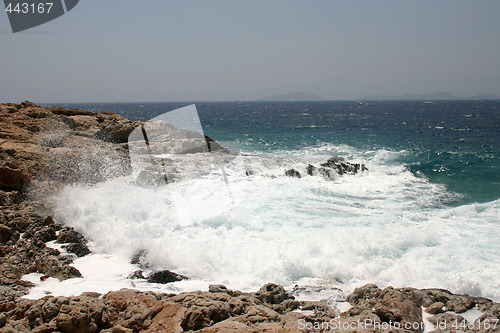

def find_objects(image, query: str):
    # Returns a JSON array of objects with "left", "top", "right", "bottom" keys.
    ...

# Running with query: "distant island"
[
  {"left": 258, "top": 91, "right": 326, "bottom": 101},
  {"left": 359, "top": 91, "right": 500, "bottom": 101}
]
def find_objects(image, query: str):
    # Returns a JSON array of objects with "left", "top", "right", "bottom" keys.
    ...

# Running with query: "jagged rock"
[
  {"left": 284, "top": 169, "right": 301, "bottom": 178},
  {"left": 147, "top": 270, "right": 187, "bottom": 284}
]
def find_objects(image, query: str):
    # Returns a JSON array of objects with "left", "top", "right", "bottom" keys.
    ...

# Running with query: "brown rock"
[
  {"left": 256, "top": 283, "right": 293, "bottom": 305},
  {"left": 0, "top": 224, "right": 13, "bottom": 243},
  {"left": 0, "top": 167, "right": 30, "bottom": 192},
  {"left": 425, "top": 301, "right": 445, "bottom": 314}
]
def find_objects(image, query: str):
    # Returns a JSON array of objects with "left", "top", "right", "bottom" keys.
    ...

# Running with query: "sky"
[{"left": 1, "top": 0, "right": 499, "bottom": 102}]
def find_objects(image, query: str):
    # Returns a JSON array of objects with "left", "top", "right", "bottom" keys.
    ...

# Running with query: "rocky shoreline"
[{"left": 1, "top": 102, "right": 499, "bottom": 332}]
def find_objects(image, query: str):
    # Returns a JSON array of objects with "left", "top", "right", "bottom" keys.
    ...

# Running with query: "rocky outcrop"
[
  {"left": 2, "top": 283, "right": 499, "bottom": 332},
  {"left": 285, "top": 157, "right": 367, "bottom": 180},
  {"left": 0, "top": 102, "right": 138, "bottom": 306}
]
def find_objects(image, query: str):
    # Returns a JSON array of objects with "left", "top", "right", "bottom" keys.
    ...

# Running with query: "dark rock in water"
[
  {"left": 306, "top": 164, "right": 315, "bottom": 176},
  {"left": 284, "top": 169, "right": 301, "bottom": 178},
  {"left": 62, "top": 243, "right": 91, "bottom": 257},
  {"left": 128, "top": 270, "right": 146, "bottom": 280},
  {"left": 56, "top": 228, "right": 87, "bottom": 245},
  {"left": 130, "top": 250, "right": 150, "bottom": 269},
  {"left": 147, "top": 270, "right": 187, "bottom": 284},
  {"left": 0, "top": 167, "right": 30, "bottom": 192},
  {"left": 320, "top": 157, "right": 367, "bottom": 176},
  {"left": 319, "top": 167, "right": 332, "bottom": 179}
]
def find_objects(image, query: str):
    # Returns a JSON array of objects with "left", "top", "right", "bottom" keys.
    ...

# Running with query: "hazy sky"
[{"left": 1, "top": 1, "right": 499, "bottom": 102}]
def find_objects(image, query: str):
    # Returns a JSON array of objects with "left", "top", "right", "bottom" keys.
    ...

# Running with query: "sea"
[{"left": 25, "top": 100, "right": 499, "bottom": 302}]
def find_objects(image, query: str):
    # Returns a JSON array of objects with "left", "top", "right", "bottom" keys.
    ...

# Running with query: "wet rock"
[
  {"left": 130, "top": 250, "right": 150, "bottom": 269},
  {"left": 306, "top": 164, "right": 315, "bottom": 176},
  {"left": 147, "top": 270, "right": 187, "bottom": 284},
  {"left": 128, "top": 270, "right": 146, "bottom": 280},
  {"left": 284, "top": 169, "right": 301, "bottom": 178},
  {"left": 62, "top": 242, "right": 91, "bottom": 257},
  {"left": 56, "top": 228, "right": 86, "bottom": 245}
]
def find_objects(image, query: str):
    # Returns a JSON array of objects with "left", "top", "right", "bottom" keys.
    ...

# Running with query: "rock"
[
  {"left": 130, "top": 250, "right": 150, "bottom": 269},
  {"left": 56, "top": 228, "right": 86, "bottom": 244},
  {"left": 147, "top": 270, "right": 187, "bottom": 284},
  {"left": 0, "top": 167, "right": 30, "bottom": 192},
  {"left": 62, "top": 242, "right": 91, "bottom": 257},
  {"left": 0, "top": 225, "right": 13, "bottom": 244},
  {"left": 319, "top": 156, "right": 367, "bottom": 175},
  {"left": 0, "top": 312, "right": 7, "bottom": 327},
  {"left": 95, "top": 119, "right": 138, "bottom": 143},
  {"left": 425, "top": 301, "right": 445, "bottom": 314},
  {"left": 255, "top": 283, "right": 293, "bottom": 305},
  {"left": 306, "top": 164, "right": 315, "bottom": 176},
  {"left": 427, "top": 312, "right": 467, "bottom": 329},
  {"left": 446, "top": 295, "right": 475, "bottom": 313},
  {"left": 346, "top": 283, "right": 381, "bottom": 305},
  {"left": 208, "top": 284, "right": 241, "bottom": 297},
  {"left": 284, "top": 169, "right": 301, "bottom": 178},
  {"left": 128, "top": 270, "right": 146, "bottom": 280},
  {"left": 101, "top": 326, "right": 133, "bottom": 333}
]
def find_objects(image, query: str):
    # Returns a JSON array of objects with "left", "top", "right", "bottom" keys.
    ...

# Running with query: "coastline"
[{"left": 1, "top": 102, "right": 499, "bottom": 332}]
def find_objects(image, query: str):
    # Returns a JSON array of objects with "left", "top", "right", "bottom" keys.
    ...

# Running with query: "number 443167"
[{"left": 5, "top": 2, "right": 53, "bottom": 14}]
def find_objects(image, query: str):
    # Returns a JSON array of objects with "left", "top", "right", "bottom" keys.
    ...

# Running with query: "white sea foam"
[{"left": 40, "top": 144, "right": 500, "bottom": 301}]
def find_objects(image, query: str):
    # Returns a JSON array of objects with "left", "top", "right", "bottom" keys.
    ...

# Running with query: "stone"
[
  {"left": 425, "top": 301, "right": 445, "bottom": 314},
  {"left": 0, "top": 225, "right": 13, "bottom": 243},
  {"left": 0, "top": 167, "right": 30, "bottom": 192},
  {"left": 284, "top": 169, "right": 301, "bottom": 178},
  {"left": 147, "top": 270, "right": 187, "bottom": 284},
  {"left": 62, "top": 242, "right": 91, "bottom": 257},
  {"left": 56, "top": 228, "right": 86, "bottom": 244},
  {"left": 306, "top": 164, "right": 315, "bottom": 176},
  {"left": 255, "top": 283, "right": 292, "bottom": 305}
]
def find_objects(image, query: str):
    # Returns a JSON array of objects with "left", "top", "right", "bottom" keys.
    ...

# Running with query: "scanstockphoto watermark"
[
  {"left": 297, "top": 318, "right": 427, "bottom": 332},
  {"left": 3, "top": 0, "right": 79, "bottom": 33}
]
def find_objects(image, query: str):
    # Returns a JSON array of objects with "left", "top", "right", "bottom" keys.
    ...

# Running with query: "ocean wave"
[{"left": 52, "top": 145, "right": 500, "bottom": 300}]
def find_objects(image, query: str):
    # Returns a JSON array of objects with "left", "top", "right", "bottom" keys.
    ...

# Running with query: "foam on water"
[{"left": 48, "top": 144, "right": 500, "bottom": 301}]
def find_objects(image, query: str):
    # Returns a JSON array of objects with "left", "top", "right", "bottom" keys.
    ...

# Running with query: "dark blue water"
[{"left": 50, "top": 101, "right": 499, "bottom": 204}]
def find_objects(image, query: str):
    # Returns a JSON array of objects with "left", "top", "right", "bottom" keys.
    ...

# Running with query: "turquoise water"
[{"left": 57, "top": 100, "right": 499, "bottom": 205}]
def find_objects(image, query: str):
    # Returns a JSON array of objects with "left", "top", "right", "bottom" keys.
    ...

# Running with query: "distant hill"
[
  {"left": 258, "top": 91, "right": 326, "bottom": 101},
  {"left": 360, "top": 91, "right": 500, "bottom": 101}
]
